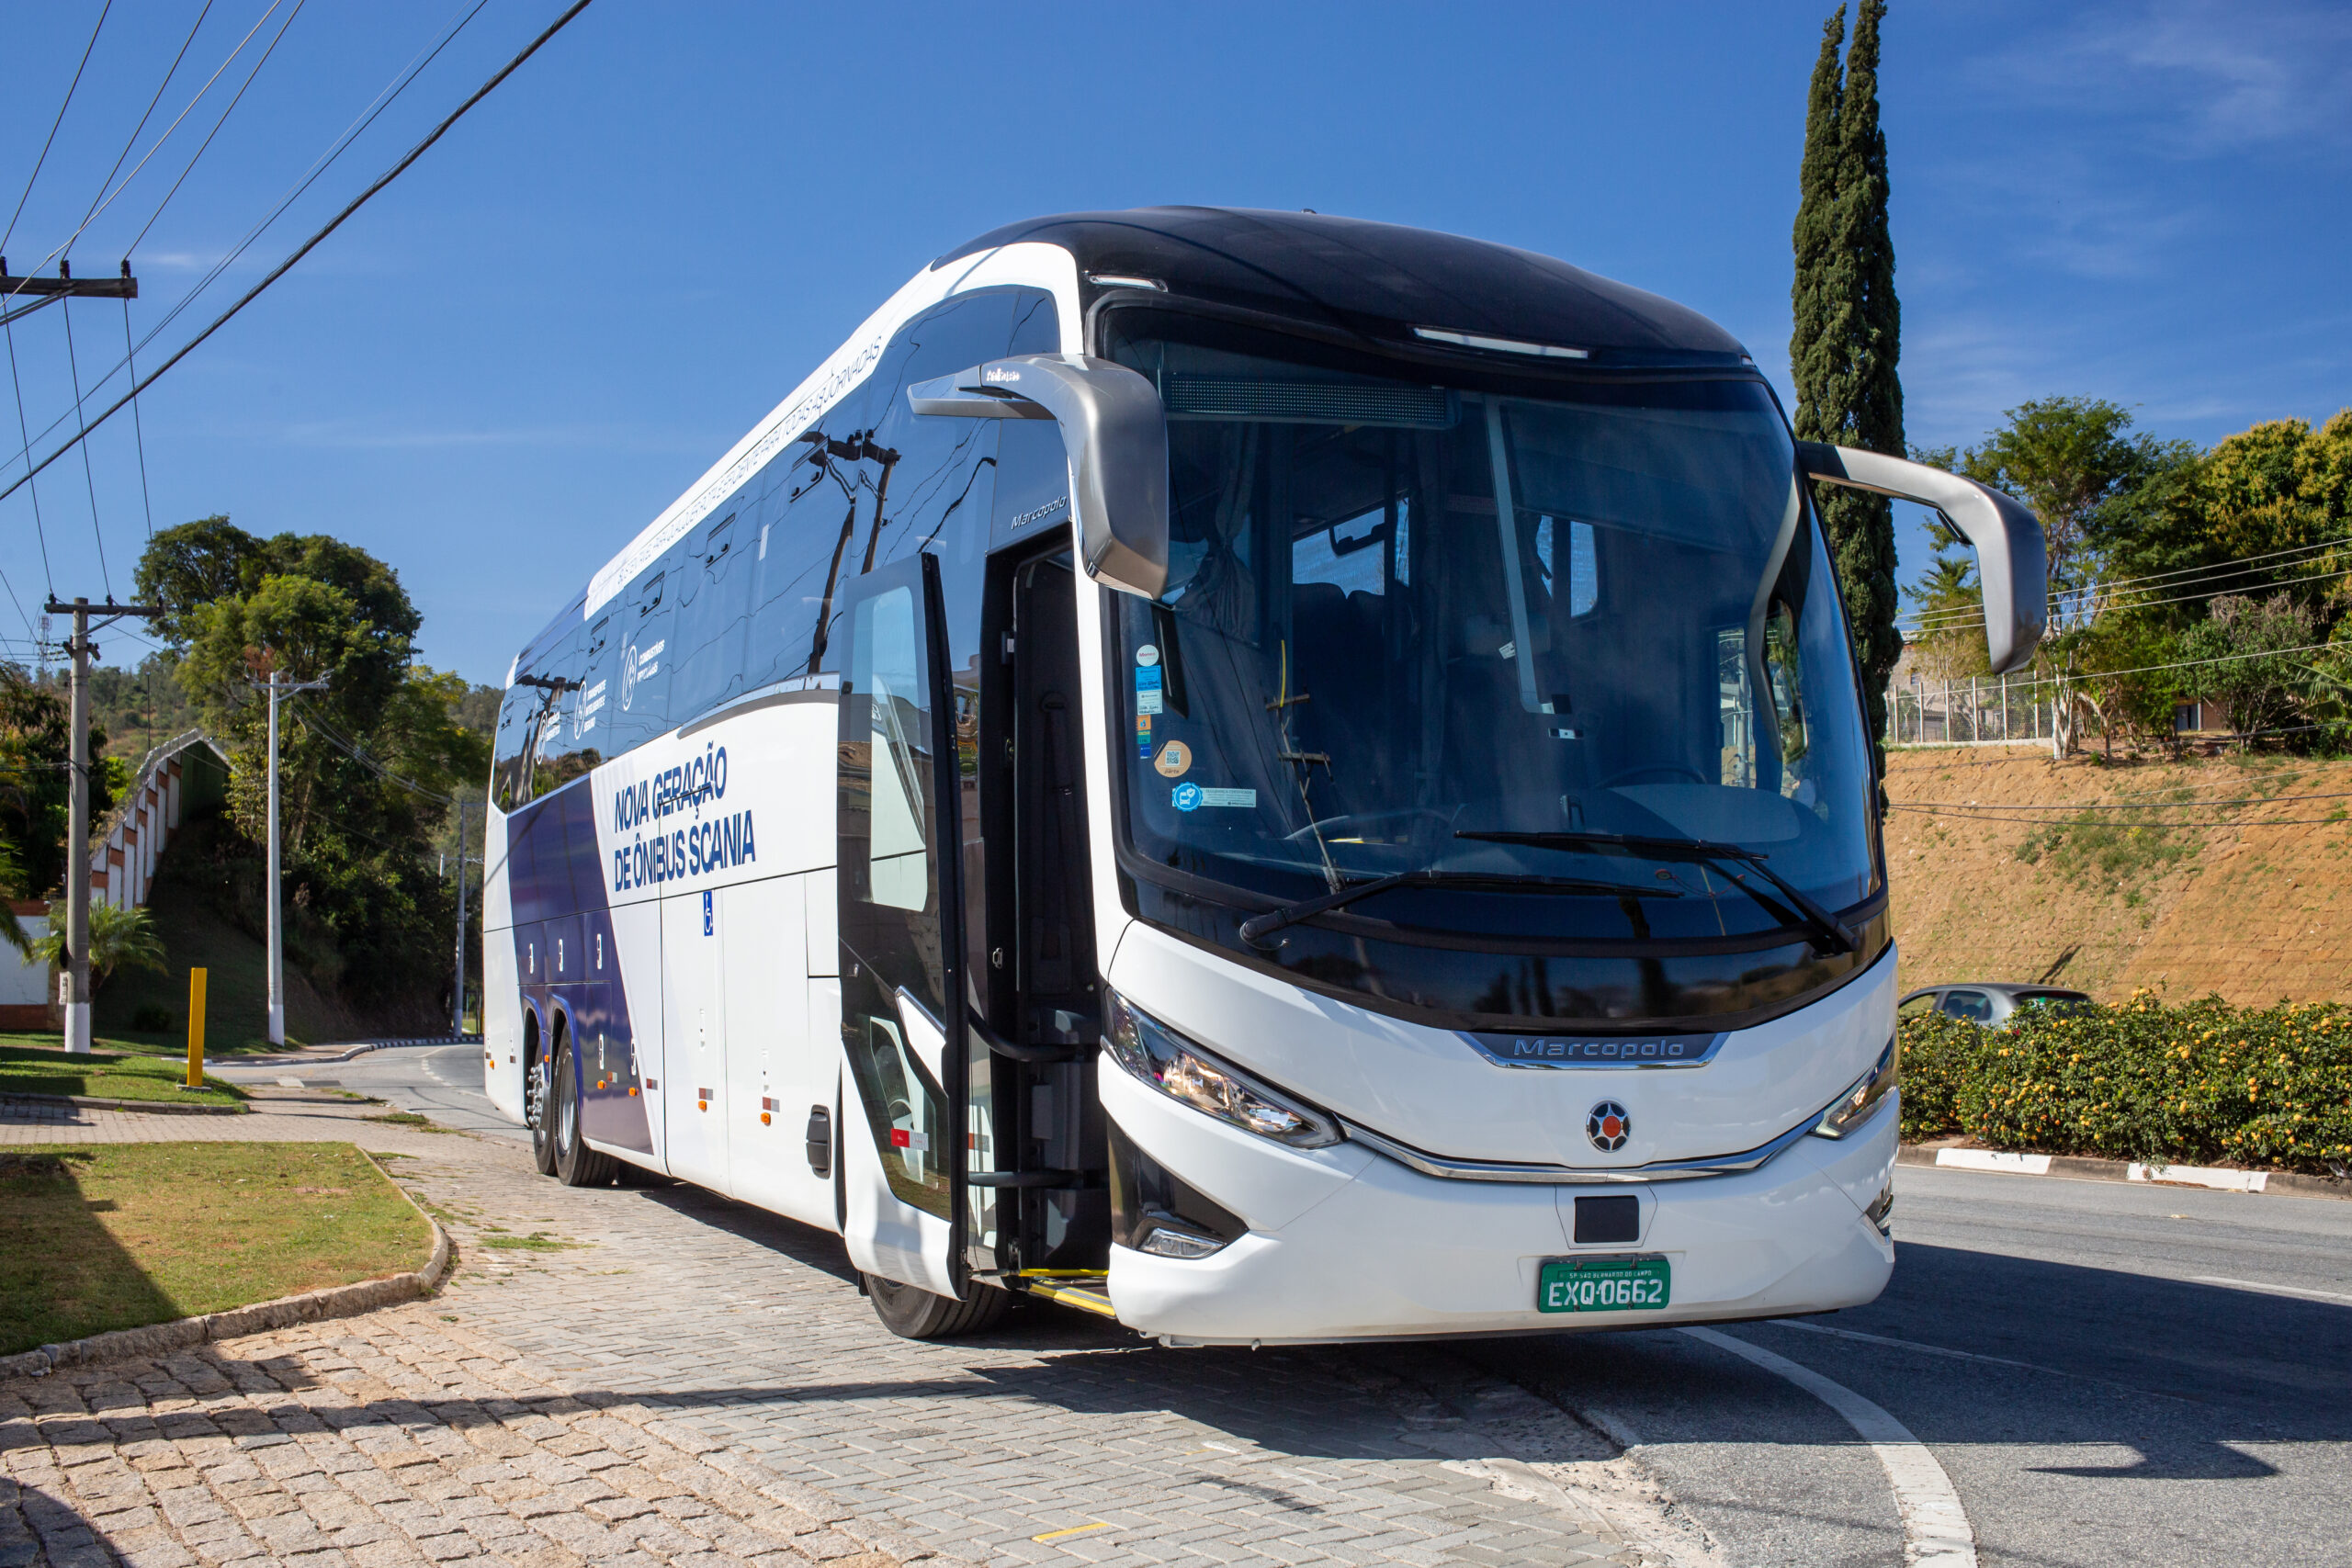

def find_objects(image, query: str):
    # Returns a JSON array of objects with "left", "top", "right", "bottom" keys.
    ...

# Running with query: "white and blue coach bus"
[{"left": 481, "top": 209, "right": 2043, "bottom": 1343}]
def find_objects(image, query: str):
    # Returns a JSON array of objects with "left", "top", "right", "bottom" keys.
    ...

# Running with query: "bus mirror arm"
[
  {"left": 910, "top": 355, "right": 1170, "bottom": 600},
  {"left": 1795, "top": 442, "right": 2049, "bottom": 675}
]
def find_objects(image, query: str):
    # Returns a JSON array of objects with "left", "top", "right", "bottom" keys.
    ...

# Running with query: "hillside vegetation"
[{"left": 1885, "top": 744, "right": 2352, "bottom": 1002}]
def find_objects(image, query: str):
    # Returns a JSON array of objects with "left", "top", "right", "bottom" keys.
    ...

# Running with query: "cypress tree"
[{"left": 1791, "top": 0, "right": 1905, "bottom": 758}]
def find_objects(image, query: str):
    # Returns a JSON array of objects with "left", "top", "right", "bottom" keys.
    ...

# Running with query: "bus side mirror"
[
  {"left": 1796, "top": 442, "right": 2049, "bottom": 675},
  {"left": 910, "top": 355, "right": 1169, "bottom": 599}
]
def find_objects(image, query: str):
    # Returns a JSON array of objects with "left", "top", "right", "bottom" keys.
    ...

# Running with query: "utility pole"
[
  {"left": 254, "top": 671, "right": 329, "bottom": 1045},
  {"left": 45, "top": 597, "right": 167, "bottom": 1054},
  {"left": 450, "top": 800, "right": 479, "bottom": 1038}
]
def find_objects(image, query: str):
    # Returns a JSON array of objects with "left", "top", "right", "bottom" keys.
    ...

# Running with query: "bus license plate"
[{"left": 1538, "top": 1256, "right": 1670, "bottom": 1314}]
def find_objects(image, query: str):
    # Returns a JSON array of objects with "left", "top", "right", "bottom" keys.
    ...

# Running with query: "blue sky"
[{"left": 2, "top": 0, "right": 2346, "bottom": 685}]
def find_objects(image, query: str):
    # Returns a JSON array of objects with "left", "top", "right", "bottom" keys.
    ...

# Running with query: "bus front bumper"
[{"left": 1099, "top": 1064, "right": 1898, "bottom": 1345}]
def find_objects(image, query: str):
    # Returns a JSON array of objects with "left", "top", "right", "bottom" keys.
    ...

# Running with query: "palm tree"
[{"left": 29, "top": 901, "right": 169, "bottom": 990}]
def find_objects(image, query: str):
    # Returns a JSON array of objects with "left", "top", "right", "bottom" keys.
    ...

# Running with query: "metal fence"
[{"left": 1884, "top": 673, "right": 2064, "bottom": 747}]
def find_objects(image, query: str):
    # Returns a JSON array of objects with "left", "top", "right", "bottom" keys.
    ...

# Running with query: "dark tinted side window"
[
  {"left": 531, "top": 626, "right": 598, "bottom": 798},
  {"left": 669, "top": 512, "right": 756, "bottom": 725},
  {"left": 492, "top": 684, "right": 537, "bottom": 811},
  {"left": 991, "top": 295, "right": 1069, "bottom": 550},
  {"left": 741, "top": 287, "right": 1057, "bottom": 684},
  {"left": 606, "top": 570, "right": 673, "bottom": 750}
]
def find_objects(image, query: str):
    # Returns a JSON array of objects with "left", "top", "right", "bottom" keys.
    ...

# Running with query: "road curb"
[
  {"left": 316, "top": 1034, "right": 483, "bottom": 1063},
  {"left": 0, "top": 1089, "right": 245, "bottom": 1116},
  {"left": 0, "top": 1154, "right": 452, "bottom": 1381},
  {"left": 1899, "top": 1143, "right": 2347, "bottom": 1201}
]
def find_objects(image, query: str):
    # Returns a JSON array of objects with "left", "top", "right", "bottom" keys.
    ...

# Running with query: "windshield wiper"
[
  {"left": 1453, "top": 829, "right": 1859, "bottom": 954},
  {"left": 1238, "top": 868, "right": 1679, "bottom": 949}
]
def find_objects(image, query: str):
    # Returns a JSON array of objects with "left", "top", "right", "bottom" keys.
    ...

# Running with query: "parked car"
[{"left": 1897, "top": 983, "right": 2095, "bottom": 1029}]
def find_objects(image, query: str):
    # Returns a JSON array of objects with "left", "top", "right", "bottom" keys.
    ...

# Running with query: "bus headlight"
[
  {"left": 1811, "top": 1035, "right": 1899, "bottom": 1140},
  {"left": 1103, "top": 991, "right": 1342, "bottom": 1149}
]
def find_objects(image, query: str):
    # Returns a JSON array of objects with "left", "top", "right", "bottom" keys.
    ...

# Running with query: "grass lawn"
[
  {"left": 0, "top": 1040, "right": 246, "bottom": 1106},
  {"left": 0, "top": 1142, "right": 432, "bottom": 1354}
]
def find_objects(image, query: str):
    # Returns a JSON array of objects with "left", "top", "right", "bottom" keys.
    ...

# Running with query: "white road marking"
[
  {"left": 2131, "top": 1163, "right": 2267, "bottom": 1193},
  {"left": 1933, "top": 1148, "right": 2050, "bottom": 1175},
  {"left": 2193, "top": 1274, "right": 2352, "bottom": 1305},
  {"left": 1770, "top": 1318, "right": 2194, "bottom": 1404},
  {"left": 1774, "top": 1318, "right": 2046, "bottom": 1372},
  {"left": 1681, "top": 1326, "right": 1974, "bottom": 1568},
  {"left": 276, "top": 1077, "right": 304, "bottom": 1089}
]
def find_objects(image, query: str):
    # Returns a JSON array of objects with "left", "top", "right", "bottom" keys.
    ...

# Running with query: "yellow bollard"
[{"left": 186, "top": 968, "right": 208, "bottom": 1089}]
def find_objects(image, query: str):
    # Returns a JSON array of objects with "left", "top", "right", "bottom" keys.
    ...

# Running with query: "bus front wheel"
[{"left": 864, "top": 1274, "right": 1010, "bottom": 1340}]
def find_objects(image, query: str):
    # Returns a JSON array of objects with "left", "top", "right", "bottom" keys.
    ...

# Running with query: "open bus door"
[{"left": 835, "top": 553, "right": 973, "bottom": 1303}]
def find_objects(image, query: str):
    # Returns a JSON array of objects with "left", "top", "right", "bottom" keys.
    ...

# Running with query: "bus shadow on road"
[{"left": 1792, "top": 1239, "right": 2350, "bottom": 1480}]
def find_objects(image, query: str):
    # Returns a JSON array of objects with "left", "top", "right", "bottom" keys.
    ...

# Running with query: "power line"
[
  {"left": 58, "top": 289, "right": 112, "bottom": 597},
  {"left": 120, "top": 297, "right": 153, "bottom": 537},
  {"left": 2, "top": 0, "right": 114, "bottom": 255},
  {"left": 1902, "top": 560, "right": 2352, "bottom": 635},
  {"left": 74, "top": 0, "right": 218, "bottom": 239},
  {"left": 121, "top": 0, "right": 307, "bottom": 261},
  {"left": 2, "top": 314, "right": 55, "bottom": 597},
  {"left": 0, "top": 0, "right": 519, "bottom": 496},
  {"left": 1902, "top": 538, "right": 2349, "bottom": 631},
  {"left": 1904, "top": 544, "right": 2350, "bottom": 629},
  {"left": 6, "top": 1, "right": 292, "bottom": 300},
  {"left": 119, "top": 0, "right": 469, "bottom": 325},
  {"left": 287, "top": 699, "right": 457, "bottom": 806}
]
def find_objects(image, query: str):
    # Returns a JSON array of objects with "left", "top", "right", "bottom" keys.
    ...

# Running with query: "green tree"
[
  {"left": 2073, "top": 615, "right": 2192, "bottom": 758},
  {"left": 2098, "top": 412, "right": 2352, "bottom": 629},
  {"left": 1942, "top": 398, "right": 2199, "bottom": 627},
  {"left": 28, "top": 899, "right": 167, "bottom": 990},
  {"left": 0, "top": 665, "right": 115, "bottom": 903},
  {"left": 133, "top": 518, "right": 485, "bottom": 1020},
  {"left": 2178, "top": 592, "right": 2323, "bottom": 737},
  {"left": 1792, "top": 0, "right": 1905, "bottom": 752}
]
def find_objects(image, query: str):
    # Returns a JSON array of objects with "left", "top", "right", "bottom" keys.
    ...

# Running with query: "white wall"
[{"left": 1, "top": 915, "right": 48, "bottom": 1008}]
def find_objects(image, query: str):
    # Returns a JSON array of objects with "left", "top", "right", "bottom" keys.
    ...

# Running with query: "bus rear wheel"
[
  {"left": 526, "top": 1026, "right": 557, "bottom": 1177},
  {"left": 864, "top": 1274, "right": 1010, "bottom": 1340}
]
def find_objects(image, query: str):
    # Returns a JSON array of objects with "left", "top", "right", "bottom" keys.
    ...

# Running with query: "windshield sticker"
[
  {"left": 1172, "top": 784, "right": 1254, "bottom": 811},
  {"left": 1136, "top": 644, "right": 1159, "bottom": 667},
  {"left": 1135, "top": 661, "right": 1164, "bottom": 716},
  {"left": 1136, "top": 715, "right": 1153, "bottom": 758},
  {"left": 1154, "top": 740, "right": 1192, "bottom": 779}
]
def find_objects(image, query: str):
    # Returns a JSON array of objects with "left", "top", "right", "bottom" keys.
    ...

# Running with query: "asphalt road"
[
  {"left": 248, "top": 1045, "right": 2352, "bottom": 1566},
  {"left": 213, "top": 1040, "right": 526, "bottom": 1140}
]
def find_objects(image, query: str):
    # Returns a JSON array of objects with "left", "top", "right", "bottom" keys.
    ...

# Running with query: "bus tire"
[
  {"left": 551, "top": 1030, "right": 616, "bottom": 1188},
  {"left": 526, "top": 1021, "right": 558, "bottom": 1178},
  {"left": 864, "top": 1274, "right": 1011, "bottom": 1340}
]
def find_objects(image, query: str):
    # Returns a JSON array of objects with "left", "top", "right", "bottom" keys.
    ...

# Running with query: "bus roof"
[
  {"left": 939, "top": 206, "right": 1750, "bottom": 368},
  {"left": 510, "top": 208, "right": 1756, "bottom": 683}
]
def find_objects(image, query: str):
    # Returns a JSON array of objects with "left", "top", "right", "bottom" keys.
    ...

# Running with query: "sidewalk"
[{"left": 0, "top": 1094, "right": 1679, "bottom": 1568}]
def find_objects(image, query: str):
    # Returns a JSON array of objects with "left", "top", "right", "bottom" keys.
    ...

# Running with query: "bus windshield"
[{"left": 1103, "top": 310, "right": 1877, "bottom": 953}]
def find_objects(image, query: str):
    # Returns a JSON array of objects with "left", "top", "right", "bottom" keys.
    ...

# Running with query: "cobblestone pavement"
[{"left": 2, "top": 1094, "right": 1705, "bottom": 1568}]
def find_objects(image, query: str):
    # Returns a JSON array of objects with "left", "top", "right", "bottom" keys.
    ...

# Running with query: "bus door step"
[{"left": 1011, "top": 1269, "right": 1116, "bottom": 1318}]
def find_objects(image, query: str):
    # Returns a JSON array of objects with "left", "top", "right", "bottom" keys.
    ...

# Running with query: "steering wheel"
[
  {"left": 1595, "top": 763, "right": 1710, "bottom": 790},
  {"left": 1282, "top": 807, "right": 1456, "bottom": 846}
]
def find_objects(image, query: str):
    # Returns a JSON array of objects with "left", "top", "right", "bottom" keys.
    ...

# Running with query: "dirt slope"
[{"left": 1883, "top": 745, "right": 2352, "bottom": 1003}]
